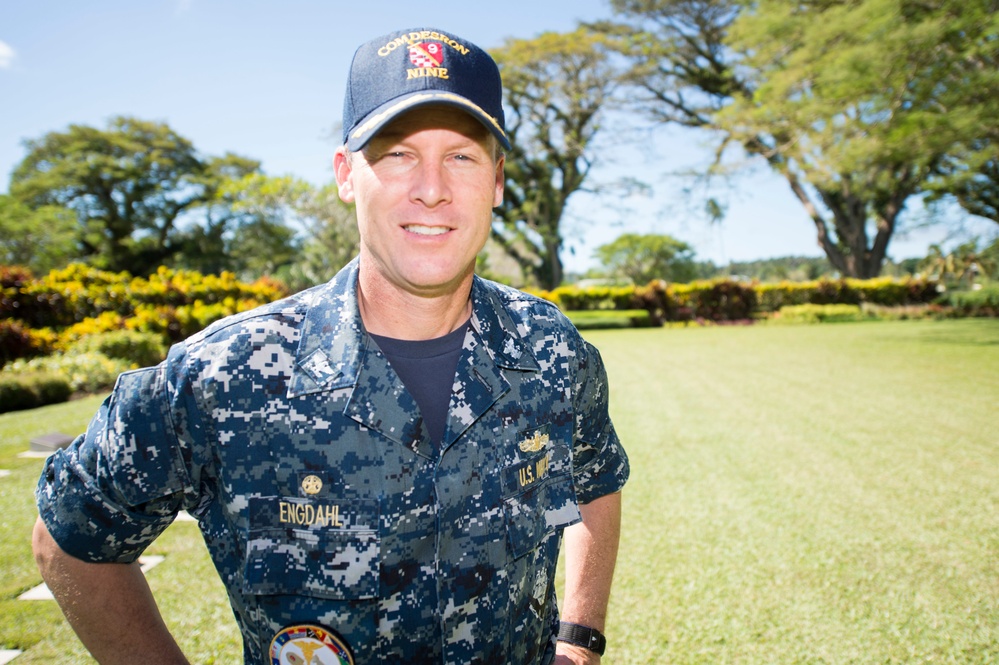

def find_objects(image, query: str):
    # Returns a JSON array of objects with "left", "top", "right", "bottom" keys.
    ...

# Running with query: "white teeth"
[{"left": 405, "top": 225, "right": 449, "bottom": 236}]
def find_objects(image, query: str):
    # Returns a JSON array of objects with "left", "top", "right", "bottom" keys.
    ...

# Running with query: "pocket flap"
[
  {"left": 243, "top": 497, "right": 380, "bottom": 600},
  {"left": 503, "top": 473, "right": 580, "bottom": 560}
]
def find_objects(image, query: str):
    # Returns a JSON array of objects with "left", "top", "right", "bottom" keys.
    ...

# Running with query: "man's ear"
[
  {"left": 493, "top": 154, "right": 505, "bottom": 208},
  {"left": 333, "top": 148, "right": 355, "bottom": 203}
]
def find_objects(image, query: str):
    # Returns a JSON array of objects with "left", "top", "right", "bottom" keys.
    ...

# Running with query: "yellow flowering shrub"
[{"left": 1, "top": 263, "right": 291, "bottom": 391}]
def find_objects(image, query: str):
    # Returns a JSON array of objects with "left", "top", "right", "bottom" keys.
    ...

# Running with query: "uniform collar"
[{"left": 288, "top": 260, "right": 539, "bottom": 398}]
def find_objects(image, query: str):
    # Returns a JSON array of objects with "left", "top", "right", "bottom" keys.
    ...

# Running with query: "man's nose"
[{"left": 410, "top": 160, "right": 452, "bottom": 207}]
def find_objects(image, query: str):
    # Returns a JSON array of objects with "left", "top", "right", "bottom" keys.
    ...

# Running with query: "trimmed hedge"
[
  {"left": 0, "top": 371, "right": 72, "bottom": 413},
  {"left": 567, "top": 310, "right": 654, "bottom": 330},
  {"left": 3, "top": 352, "right": 134, "bottom": 395},
  {"left": 774, "top": 304, "right": 868, "bottom": 324},
  {"left": 939, "top": 286, "right": 999, "bottom": 317},
  {"left": 671, "top": 280, "right": 758, "bottom": 322},
  {"left": 3, "top": 263, "right": 288, "bottom": 330},
  {"left": 529, "top": 276, "right": 945, "bottom": 326},
  {"left": 532, "top": 279, "right": 759, "bottom": 324},
  {"left": 755, "top": 277, "right": 939, "bottom": 312},
  {"left": 0, "top": 319, "right": 42, "bottom": 367},
  {"left": 71, "top": 330, "right": 168, "bottom": 368},
  {"left": 1, "top": 264, "right": 290, "bottom": 405}
]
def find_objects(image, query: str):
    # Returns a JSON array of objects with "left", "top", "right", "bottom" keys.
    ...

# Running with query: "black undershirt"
[{"left": 368, "top": 320, "right": 469, "bottom": 445}]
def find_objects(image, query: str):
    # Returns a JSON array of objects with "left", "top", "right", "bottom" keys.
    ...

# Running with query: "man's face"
[{"left": 335, "top": 106, "right": 505, "bottom": 299}]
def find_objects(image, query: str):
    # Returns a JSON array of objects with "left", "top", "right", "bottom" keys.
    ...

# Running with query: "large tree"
[
  {"left": 923, "top": 1, "right": 999, "bottom": 224},
  {"left": 935, "top": 149, "right": 999, "bottom": 225},
  {"left": 11, "top": 117, "right": 208, "bottom": 274},
  {"left": 595, "top": 232, "right": 698, "bottom": 284},
  {"left": 212, "top": 172, "right": 304, "bottom": 279},
  {"left": 605, "top": 0, "right": 998, "bottom": 278},
  {"left": 214, "top": 173, "right": 359, "bottom": 287},
  {"left": 171, "top": 152, "right": 270, "bottom": 275},
  {"left": 9, "top": 116, "right": 294, "bottom": 277},
  {"left": 0, "top": 195, "right": 79, "bottom": 273},
  {"left": 200, "top": 172, "right": 358, "bottom": 290},
  {"left": 287, "top": 183, "right": 359, "bottom": 290},
  {"left": 491, "top": 28, "right": 624, "bottom": 288}
]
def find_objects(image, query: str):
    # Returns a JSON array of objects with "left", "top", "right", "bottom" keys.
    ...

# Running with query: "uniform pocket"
[
  {"left": 243, "top": 497, "right": 380, "bottom": 600},
  {"left": 501, "top": 444, "right": 581, "bottom": 560}
]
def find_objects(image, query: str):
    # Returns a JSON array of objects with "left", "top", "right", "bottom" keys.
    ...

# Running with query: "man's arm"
[
  {"left": 556, "top": 490, "right": 623, "bottom": 664},
  {"left": 31, "top": 517, "right": 189, "bottom": 665}
]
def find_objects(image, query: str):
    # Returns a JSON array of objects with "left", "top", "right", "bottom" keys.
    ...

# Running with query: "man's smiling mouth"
[{"left": 404, "top": 225, "right": 450, "bottom": 236}]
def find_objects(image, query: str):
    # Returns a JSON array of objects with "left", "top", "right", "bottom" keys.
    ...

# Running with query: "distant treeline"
[{"left": 698, "top": 256, "right": 923, "bottom": 283}]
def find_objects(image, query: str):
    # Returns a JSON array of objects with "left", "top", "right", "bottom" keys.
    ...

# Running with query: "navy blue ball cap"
[{"left": 342, "top": 28, "right": 511, "bottom": 152}]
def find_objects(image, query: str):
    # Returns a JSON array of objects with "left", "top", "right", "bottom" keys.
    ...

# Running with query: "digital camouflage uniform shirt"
[{"left": 36, "top": 259, "right": 630, "bottom": 664}]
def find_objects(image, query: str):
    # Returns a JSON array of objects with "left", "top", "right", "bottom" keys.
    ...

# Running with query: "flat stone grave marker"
[
  {"left": 0, "top": 649, "right": 22, "bottom": 664},
  {"left": 28, "top": 432, "right": 75, "bottom": 454}
]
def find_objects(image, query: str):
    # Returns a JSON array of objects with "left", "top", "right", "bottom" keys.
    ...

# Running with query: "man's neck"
[{"left": 357, "top": 270, "right": 473, "bottom": 341}]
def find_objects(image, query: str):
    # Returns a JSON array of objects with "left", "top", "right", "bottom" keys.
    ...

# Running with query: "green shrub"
[
  {"left": 631, "top": 280, "right": 673, "bottom": 325},
  {"left": 126, "top": 301, "right": 243, "bottom": 343},
  {"left": 71, "top": 330, "right": 168, "bottom": 368},
  {"left": 939, "top": 286, "right": 999, "bottom": 317},
  {"left": 567, "top": 310, "right": 653, "bottom": 329},
  {"left": 3, "top": 352, "right": 133, "bottom": 394},
  {"left": 0, "top": 264, "right": 33, "bottom": 289},
  {"left": 671, "top": 280, "right": 758, "bottom": 322},
  {"left": 56, "top": 311, "right": 129, "bottom": 350},
  {"left": 17, "top": 263, "right": 131, "bottom": 328},
  {"left": 0, "top": 319, "right": 42, "bottom": 367},
  {"left": 756, "top": 281, "right": 814, "bottom": 311},
  {"left": 861, "top": 303, "right": 952, "bottom": 321},
  {"left": 542, "top": 280, "right": 758, "bottom": 324},
  {"left": 859, "top": 277, "right": 940, "bottom": 307},
  {"left": 0, "top": 265, "right": 35, "bottom": 320},
  {"left": 129, "top": 266, "right": 288, "bottom": 307},
  {"left": 6, "top": 262, "right": 289, "bottom": 330},
  {"left": 755, "top": 277, "right": 939, "bottom": 312},
  {"left": 0, "top": 371, "right": 72, "bottom": 413},
  {"left": 0, "top": 263, "right": 293, "bottom": 395},
  {"left": 774, "top": 303, "right": 867, "bottom": 324},
  {"left": 545, "top": 284, "right": 637, "bottom": 311}
]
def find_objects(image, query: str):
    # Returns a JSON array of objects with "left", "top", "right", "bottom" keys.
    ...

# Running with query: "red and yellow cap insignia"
[{"left": 409, "top": 42, "right": 444, "bottom": 68}]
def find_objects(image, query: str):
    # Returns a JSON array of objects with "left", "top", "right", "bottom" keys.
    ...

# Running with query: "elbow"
[{"left": 32, "top": 516, "right": 62, "bottom": 578}]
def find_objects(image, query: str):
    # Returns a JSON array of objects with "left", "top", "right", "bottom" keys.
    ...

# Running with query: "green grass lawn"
[{"left": 2, "top": 319, "right": 997, "bottom": 663}]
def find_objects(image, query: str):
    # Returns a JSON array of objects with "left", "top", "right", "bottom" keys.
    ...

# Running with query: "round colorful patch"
[{"left": 269, "top": 624, "right": 354, "bottom": 665}]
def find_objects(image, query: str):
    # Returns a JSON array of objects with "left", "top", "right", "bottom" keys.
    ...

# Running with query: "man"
[{"left": 33, "top": 27, "right": 628, "bottom": 665}]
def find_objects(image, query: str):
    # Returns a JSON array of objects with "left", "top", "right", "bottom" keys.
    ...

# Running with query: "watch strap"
[{"left": 557, "top": 621, "right": 606, "bottom": 656}]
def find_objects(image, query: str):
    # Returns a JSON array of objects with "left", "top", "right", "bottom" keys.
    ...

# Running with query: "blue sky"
[{"left": 1, "top": 1, "right": 993, "bottom": 273}]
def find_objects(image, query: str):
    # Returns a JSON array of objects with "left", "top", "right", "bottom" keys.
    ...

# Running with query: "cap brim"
[{"left": 345, "top": 91, "right": 511, "bottom": 152}]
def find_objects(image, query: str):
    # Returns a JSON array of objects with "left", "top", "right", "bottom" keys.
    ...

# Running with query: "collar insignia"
[{"left": 301, "top": 474, "right": 323, "bottom": 496}]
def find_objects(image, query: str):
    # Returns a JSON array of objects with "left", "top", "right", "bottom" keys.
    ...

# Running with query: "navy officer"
[{"left": 33, "top": 26, "right": 628, "bottom": 665}]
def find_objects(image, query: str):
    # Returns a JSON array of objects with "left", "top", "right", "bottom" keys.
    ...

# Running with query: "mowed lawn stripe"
[{"left": 587, "top": 320, "right": 998, "bottom": 663}]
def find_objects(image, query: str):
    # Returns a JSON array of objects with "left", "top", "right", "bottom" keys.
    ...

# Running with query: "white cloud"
[
  {"left": 0, "top": 41, "right": 17, "bottom": 69},
  {"left": 0, "top": 40, "right": 15, "bottom": 69}
]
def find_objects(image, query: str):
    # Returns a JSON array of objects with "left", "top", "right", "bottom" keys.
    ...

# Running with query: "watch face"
[{"left": 269, "top": 624, "right": 354, "bottom": 665}]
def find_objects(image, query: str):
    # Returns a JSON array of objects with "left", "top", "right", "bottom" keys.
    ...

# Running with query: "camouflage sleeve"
[
  {"left": 571, "top": 339, "right": 630, "bottom": 504},
  {"left": 35, "top": 351, "right": 200, "bottom": 563}
]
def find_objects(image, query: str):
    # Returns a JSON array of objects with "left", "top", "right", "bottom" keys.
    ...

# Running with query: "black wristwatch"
[{"left": 557, "top": 621, "right": 607, "bottom": 656}]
